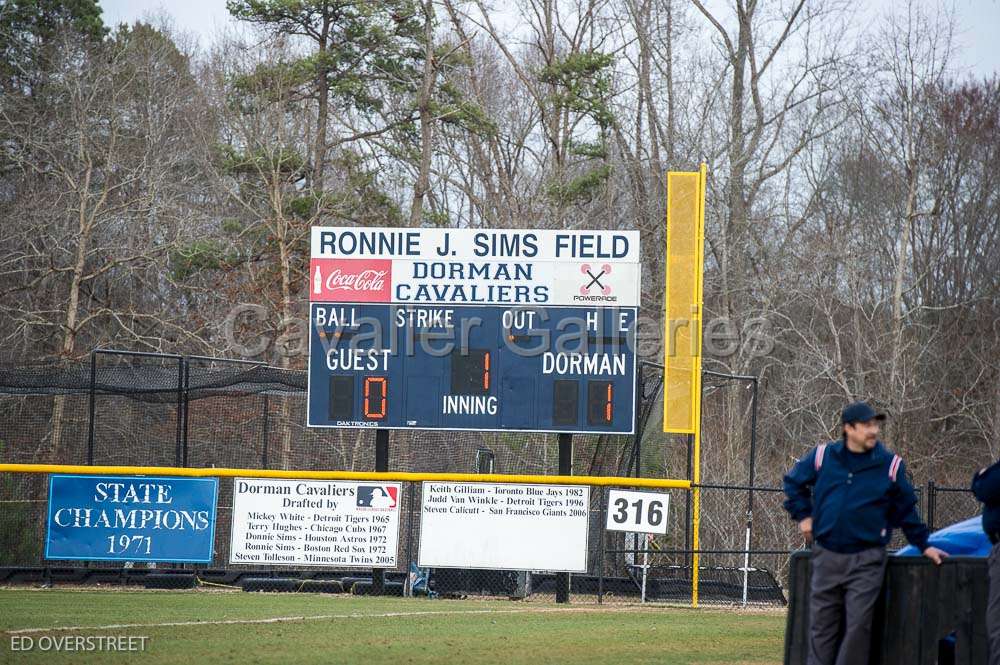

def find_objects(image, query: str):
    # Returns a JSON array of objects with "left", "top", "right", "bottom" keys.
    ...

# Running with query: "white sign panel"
[
  {"left": 605, "top": 489, "right": 669, "bottom": 535},
  {"left": 229, "top": 479, "right": 401, "bottom": 567},
  {"left": 417, "top": 482, "right": 590, "bottom": 572},
  {"left": 309, "top": 227, "right": 641, "bottom": 307}
]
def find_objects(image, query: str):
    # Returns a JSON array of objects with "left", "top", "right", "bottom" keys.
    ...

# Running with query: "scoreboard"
[
  {"left": 307, "top": 304, "right": 636, "bottom": 433},
  {"left": 306, "top": 227, "right": 640, "bottom": 434}
]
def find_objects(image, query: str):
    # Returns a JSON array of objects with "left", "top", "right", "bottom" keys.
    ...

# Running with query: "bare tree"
[
  {"left": 1, "top": 24, "right": 212, "bottom": 457},
  {"left": 856, "top": 1, "right": 955, "bottom": 413}
]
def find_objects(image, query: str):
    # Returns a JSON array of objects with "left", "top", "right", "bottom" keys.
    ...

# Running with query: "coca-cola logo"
[
  {"left": 309, "top": 259, "right": 392, "bottom": 303},
  {"left": 323, "top": 268, "right": 387, "bottom": 292}
]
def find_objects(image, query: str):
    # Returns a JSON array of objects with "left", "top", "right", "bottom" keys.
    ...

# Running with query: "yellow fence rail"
[{"left": 0, "top": 463, "right": 692, "bottom": 490}]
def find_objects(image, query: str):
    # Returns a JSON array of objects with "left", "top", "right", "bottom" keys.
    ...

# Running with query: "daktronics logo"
[
  {"left": 309, "top": 259, "right": 391, "bottom": 302},
  {"left": 574, "top": 263, "right": 617, "bottom": 302}
]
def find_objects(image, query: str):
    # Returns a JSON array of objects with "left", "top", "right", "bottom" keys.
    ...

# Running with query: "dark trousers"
[
  {"left": 808, "top": 544, "right": 887, "bottom": 665},
  {"left": 989, "top": 541, "right": 1000, "bottom": 665}
]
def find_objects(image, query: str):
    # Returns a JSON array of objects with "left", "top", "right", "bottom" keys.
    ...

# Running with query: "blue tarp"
[{"left": 896, "top": 515, "right": 991, "bottom": 557}]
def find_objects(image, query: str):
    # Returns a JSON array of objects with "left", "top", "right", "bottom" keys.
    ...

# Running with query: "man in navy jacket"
[
  {"left": 783, "top": 401, "right": 947, "bottom": 665},
  {"left": 972, "top": 459, "right": 1000, "bottom": 665}
]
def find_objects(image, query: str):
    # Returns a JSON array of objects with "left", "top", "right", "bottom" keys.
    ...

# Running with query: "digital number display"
[
  {"left": 450, "top": 349, "right": 490, "bottom": 394},
  {"left": 329, "top": 375, "right": 354, "bottom": 420},
  {"left": 363, "top": 377, "right": 386, "bottom": 419},
  {"left": 587, "top": 381, "right": 613, "bottom": 426},
  {"left": 553, "top": 380, "right": 579, "bottom": 426},
  {"left": 307, "top": 304, "right": 636, "bottom": 433}
]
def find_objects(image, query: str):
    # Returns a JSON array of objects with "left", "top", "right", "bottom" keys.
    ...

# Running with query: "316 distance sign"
[{"left": 604, "top": 489, "right": 669, "bottom": 535}]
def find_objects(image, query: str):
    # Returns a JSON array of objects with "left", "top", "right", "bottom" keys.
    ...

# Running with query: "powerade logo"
[
  {"left": 574, "top": 263, "right": 617, "bottom": 302},
  {"left": 356, "top": 486, "right": 398, "bottom": 510}
]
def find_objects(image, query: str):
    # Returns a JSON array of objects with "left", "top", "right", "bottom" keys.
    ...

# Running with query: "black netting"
[{"left": 0, "top": 354, "right": 793, "bottom": 605}]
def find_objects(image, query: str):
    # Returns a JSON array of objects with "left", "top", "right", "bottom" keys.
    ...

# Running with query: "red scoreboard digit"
[{"left": 363, "top": 377, "right": 387, "bottom": 420}]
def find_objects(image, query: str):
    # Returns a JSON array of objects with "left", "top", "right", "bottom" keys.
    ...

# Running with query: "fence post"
[
  {"left": 372, "top": 428, "right": 389, "bottom": 595},
  {"left": 556, "top": 432, "right": 572, "bottom": 603},
  {"left": 927, "top": 480, "right": 936, "bottom": 532},
  {"left": 633, "top": 364, "right": 645, "bottom": 456},
  {"left": 174, "top": 358, "right": 183, "bottom": 467},
  {"left": 743, "top": 376, "right": 760, "bottom": 606},
  {"left": 597, "top": 485, "right": 605, "bottom": 605},
  {"left": 86, "top": 352, "right": 96, "bottom": 465},
  {"left": 181, "top": 359, "right": 190, "bottom": 467},
  {"left": 684, "top": 434, "right": 693, "bottom": 573},
  {"left": 260, "top": 394, "right": 270, "bottom": 469},
  {"left": 404, "top": 481, "right": 416, "bottom": 597}
]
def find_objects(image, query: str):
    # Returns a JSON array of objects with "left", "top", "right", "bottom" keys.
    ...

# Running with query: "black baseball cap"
[{"left": 841, "top": 401, "right": 886, "bottom": 425}]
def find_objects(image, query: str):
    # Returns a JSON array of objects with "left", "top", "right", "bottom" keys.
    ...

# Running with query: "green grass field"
[{"left": 0, "top": 589, "right": 785, "bottom": 664}]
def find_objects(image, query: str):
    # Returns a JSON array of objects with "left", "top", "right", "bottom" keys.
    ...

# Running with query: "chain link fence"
[
  {"left": 926, "top": 483, "right": 980, "bottom": 533},
  {"left": 0, "top": 352, "right": 982, "bottom": 605}
]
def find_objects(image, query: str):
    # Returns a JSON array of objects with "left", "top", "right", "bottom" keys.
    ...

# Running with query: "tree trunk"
[
  {"left": 889, "top": 169, "right": 919, "bottom": 401},
  {"left": 50, "top": 165, "right": 94, "bottom": 462},
  {"left": 312, "top": 15, "right": 331, "bottom": 189},
  {"left": 409, "top": 0, "right": 436, "bottom": 227},
  {"left": 723, "top": 4, "right": 751, "bottom": 324},
  {"left": 273, "top": 179, "right": 296, "bottom": 469},
  {"left": 664, "top": 0, "right": 675, "bottom": 163}
]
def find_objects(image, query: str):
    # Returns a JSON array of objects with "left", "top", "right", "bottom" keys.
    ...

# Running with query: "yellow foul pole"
[
  {"left": 663, "top": 163, "right": 707, "bottom": 607},
  {"left": 691, "top": 163, "right": 707, "bottom": 607}
]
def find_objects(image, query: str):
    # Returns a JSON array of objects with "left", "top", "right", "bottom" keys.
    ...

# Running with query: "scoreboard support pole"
[
  {"left": 556, "top": 432, "right": 573, "bottom": 604},
  {"left": 372, "top": 428, "right": 389, "bottom": 595}
]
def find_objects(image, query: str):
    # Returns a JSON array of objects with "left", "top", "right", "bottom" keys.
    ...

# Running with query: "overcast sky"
[{"left": 98, "top": 0, "right": 1000, "bottom": 77}]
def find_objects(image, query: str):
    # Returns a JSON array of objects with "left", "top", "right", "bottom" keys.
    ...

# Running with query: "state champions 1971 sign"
[
  {"left": 306, "top": 227, "right": 641, "bottom": 434},
  {"left": 45, "top": 475, "right": 218, "bottom": 563}
]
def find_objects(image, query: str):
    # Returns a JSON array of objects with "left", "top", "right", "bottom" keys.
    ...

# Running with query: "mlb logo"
[{"left": 357, "top": 485, "right": 398, "bottom": 509}]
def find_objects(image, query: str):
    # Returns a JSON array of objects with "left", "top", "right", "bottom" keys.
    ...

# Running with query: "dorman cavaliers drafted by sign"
[
  {"left": 228, "top": 479, "right": 401, "bottom": 568},
  {"left": 306, "top": 227, "right": 641, "bottom": 434}
]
